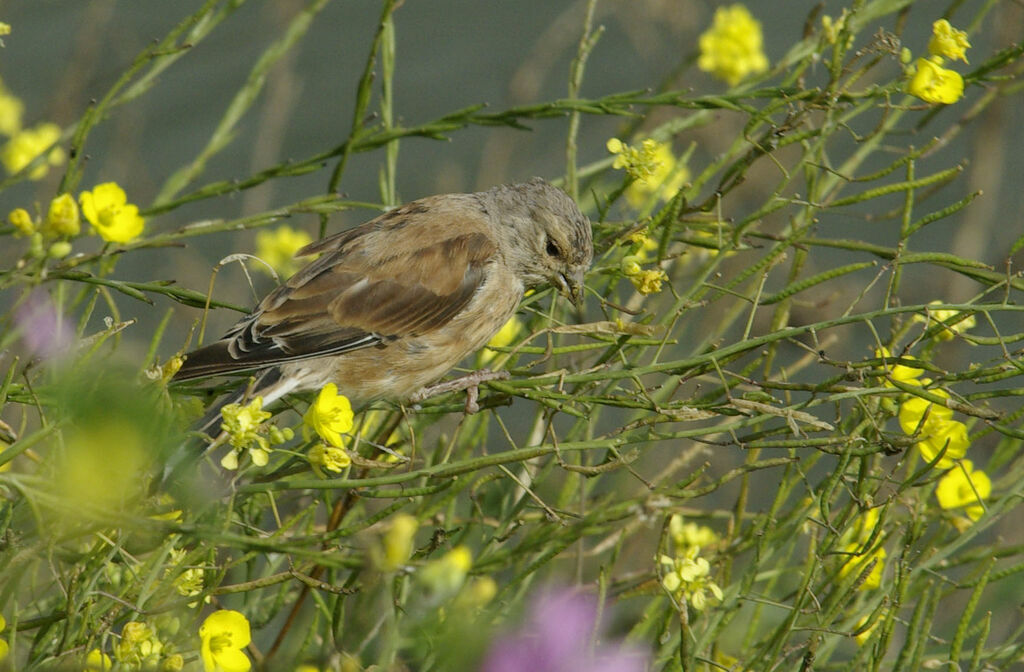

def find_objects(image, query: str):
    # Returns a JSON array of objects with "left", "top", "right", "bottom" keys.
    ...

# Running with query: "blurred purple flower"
[
  {"left": 16, "top": 290, "right": 73, "bottom": 359},
  {"left": 480, "top": 589, "right": 647, "bottom": 672}
]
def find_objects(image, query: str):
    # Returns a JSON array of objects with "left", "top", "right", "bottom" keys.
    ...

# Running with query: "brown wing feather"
[{"left": 174, "top": 205, "right": 497, "bottom": 381}]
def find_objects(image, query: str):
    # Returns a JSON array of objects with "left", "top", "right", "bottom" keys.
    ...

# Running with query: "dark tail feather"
[{"left": 172, "top": 340, "right": 239, "bottom": 381}]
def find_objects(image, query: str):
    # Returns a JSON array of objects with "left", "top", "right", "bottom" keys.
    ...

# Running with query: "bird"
[{"left": 172, "top": 177, "right": 593, "bottom": 432}]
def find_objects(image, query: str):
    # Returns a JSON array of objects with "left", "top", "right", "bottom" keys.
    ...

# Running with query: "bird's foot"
[{"left": 410, "top": 370, "right": 511, "bottom": 413}]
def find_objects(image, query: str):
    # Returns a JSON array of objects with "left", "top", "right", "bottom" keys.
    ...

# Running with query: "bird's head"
[{"left": 486, "top": 178, "right": 593, "bottom": 308}]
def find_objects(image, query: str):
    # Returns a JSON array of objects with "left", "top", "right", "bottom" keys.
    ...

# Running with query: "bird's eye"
[{"left": 545, "top": 237, "right": 561, "bottom": 258}]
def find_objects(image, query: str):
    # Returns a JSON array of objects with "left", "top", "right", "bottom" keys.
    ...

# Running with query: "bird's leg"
[{"left": 410, "top": 370, "right": 511, "bottom": 413}]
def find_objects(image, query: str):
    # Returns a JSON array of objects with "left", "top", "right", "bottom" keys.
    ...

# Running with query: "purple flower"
[
  {"left": 480, "top": 589, "right": 647, "bottom": 672},
  {"left": 15, "top": 289, "right": 73, "bottom": 360}
]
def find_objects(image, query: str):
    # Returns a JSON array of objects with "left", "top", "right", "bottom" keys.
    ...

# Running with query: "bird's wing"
[{"left": 174, "top": 207, "right": 498, "bottom": 381}]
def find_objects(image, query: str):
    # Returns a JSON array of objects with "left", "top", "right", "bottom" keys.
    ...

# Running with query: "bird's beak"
[{"left": 557, "top": 269, "right": 586, "bottom": 310}]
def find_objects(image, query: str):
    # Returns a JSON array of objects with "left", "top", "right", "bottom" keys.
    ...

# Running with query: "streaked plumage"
[{"left": 173, "top": 178, "right": 592, "bottom": 420}]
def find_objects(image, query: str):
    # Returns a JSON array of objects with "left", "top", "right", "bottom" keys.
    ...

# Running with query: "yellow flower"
[
  {"left": 85, "top": 648, "right": 113, "bottom": 671},
  {"left": 844, "top": 506, "right": 881, "bottom": 544},
  {"left": 255, "top": 225, "right": 312, "bottom": 278},
  {"left": 220, "top": 397, "right": 272, "bottom": 468},
  {"left": 453, "top": 576, "right": 499, "bottom": 611},
  {"left": 697, "top": 4, "right": 769, "bottom": 86},
  {"left": 928, "top": 19, "right": 970, "bottom": 63},
  {"left": 875, "top": 347, "right": 923, "bottom": 386},
  {"left": 80, "top": 182, "right": 145, "bottom": 243},
  {"left": 907, "top": 57, "right": 964, "bottom": 104},
  {"left": 382, "top": 513, "right": 418, "bottom": 571},
  {"left": 625, "top": 231, "right": 659, "bottom": 260},
  {"left": 304, "top": 383, "right": 354, "bottom": 448},
  {"left": 1, "top": 122, "right": 63, "bottom": 179},
  {"left": 0, "top": 614, "right": 7, "bottom": 663},
  {"left": 45, "top": 193, "right": 80, "bottom": 237},
  {"left": 48, "top": 240, "right": 72, "bottom": 259},
  {"left": 899, "top": 387, "right": 969, "bottom": 469},
  {"left": 660, "top": 553, "right": 724, "bottom": 610},
  {"left": 916, "top": 418, "right": 969, "bottom": 468},
  {"left": 936, "top": 459, "right": 990, "bottom": 521},
  {"left": 480, "top": 316, "right": 523, "bottom": 365},
  {"left": 627, "top": 143, "right": 687, "bottom": 208},
  {"left": 8, "top": 207, "right": 34, "bottom": 236},
  {"left": 607, "top": 138, "right": 660, "bottom": 181},
  {"left": 419, "top": 546, "right": 473, "bottom": 601},
  {"left": 632, "top": 268, "right": 668, "bottom": 295},
  {"left": 56, "top": 421, "right": 149, "bottom": 516},
  {"left": 166, "top": 549, "right": 206, "bottom": 600},
  {"left": 912, "top": 301, "right": 976, "bottom": 341},
  {"left": 115, "top": 621, "right": 163, "bottom": 669},
  {"left": 307, "top": 443, "right": 351, "bottom": 474},
  {"left": 0, "top": 83, "right": 24, "bottom": 136},
  {"left": 855, "top": 615, "right": 878, "bottom": 645},
  {"left": 607, "top": 138, "right": 688, "bottom": 207},
  {"left": 199, "top": 610, "right": 251, "bottom": 672},
  {"left": 668, "top": 514, "right": 718, "bottom": 551},
  {"left": 838, "top": 544, "right": 886, "bottom": 590},
  {"left": 898, "top": 387, "right": 953, "bottom": 435},
  {"left": 821, "top": 11, "right": 848, "bottom": 46},
  {"left": 620, "top": 254, "right": 643, "bottom": 277}
]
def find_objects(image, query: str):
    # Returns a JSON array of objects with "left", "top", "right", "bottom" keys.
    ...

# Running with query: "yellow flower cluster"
[
  {"left": 255, "top": 225, "right": 312, "bottom": 278},
  {"left": 907, "top": 20, "right": 970, "bottom": 104},
  {"left": 0, "top": 615, "right": 8, "bottom": 663},
  {"left": 7, "top": 182, "right": 146, "bottom": 263},
  {"left": 660, "top": 514, "right": 723, "bottom": 610},
  {"left": 304, "top": 383, "right": 355, "bottom": 475},
  {"left": 115, "top": 622, "right": 163, "bottom": 670},
  {"left": 660, "top": 554, "right": 723, "bottom": 611},
  {"left": 7, "top": 194, "right": 82, "bottom": 259},
  {"left": 935, "top": 460, "right": 990, "bottom": 522},
  {"left": 0, "top": 121, "right": 64, "bottom": 179},
  {"left": 0, "top": 78, "right": 24, "bottom": 137},
  {"left": 929, "top": 19, "right": 971, "bottom": 63},
  {"left": 669, "top": 513, "right": 719, "bottom": 551},
  {"left": 418, "top": 545, "right": 473, "bottom": 603},
  {"left": 878, "top": 347, "right": 990, "bottom": 523},
  {"left": 621, "top": 257, "right": 667, "bottom": 296},
  {"left": 837, "top": 507, "right": 886, "bottom": 590},
  {"left": 898, "top": 386, "right": 967, "bottom": 467},
  {"left": 697, "top": 4, "right": 769, "bottom": 86},
  {"left": 85, "top": 649, "right": 112, "bottom": 670},
  {"left": 618, "top": 232, "right": 669, "bottom": 295},
  {"left": 820, "top": 11, "right": 849, "bottom": 46},
  {"left": 607, "top": 138, "right": 661, "bottom": 182},
  {"left": 606, "top": 138, "right": 688, "bottom": 208},
  {"left": 381, "top": 513, "right": 418, "bottom": 571},
  {"left": 308, "top": 443, "right": 351, "bottom": 474},
  {"left": 219, "top": 396, "right": 292, "bottom": 469},
  {"left": 166, "top": 548, "right": 206, "bottom": 603},
  {"left": 912, "top": 301, "right": 976, "bottom": 342},
  {"left": 0, "top": 70, "right": 67, "bottom": 180}
]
